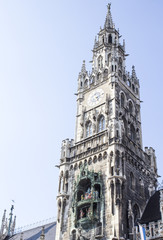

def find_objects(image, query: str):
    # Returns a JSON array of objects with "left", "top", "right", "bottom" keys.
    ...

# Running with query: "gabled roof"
[
  {"left": 9, "top": 222, "right": 56, "bottom": 240},
  {"left": 140, "top": 191, "right": 161, "bottom": 224}
]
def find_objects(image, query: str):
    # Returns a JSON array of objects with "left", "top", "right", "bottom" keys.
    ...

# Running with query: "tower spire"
[{"left": 104, "top": 3, "right": 114, "bottom": 29}]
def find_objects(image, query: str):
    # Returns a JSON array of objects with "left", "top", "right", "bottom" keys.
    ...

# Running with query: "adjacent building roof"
[
  {"left": 9, "top": 222, "right": 56, "bottom": 240},
  {"left": 140, "top": 190, "right": 161, "bottom": 224}
]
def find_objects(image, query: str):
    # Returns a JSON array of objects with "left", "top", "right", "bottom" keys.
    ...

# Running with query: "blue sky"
[{"left": 0, "top": 0, "right": 163, "bottom": 229}]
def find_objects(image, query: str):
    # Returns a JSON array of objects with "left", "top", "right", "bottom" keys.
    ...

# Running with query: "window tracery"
[
  {"left": 86, "top": 121, "right": 92, "bottom": 137},
  {"left": 98, "top": 115, "right": 105, "bottom": 132}
]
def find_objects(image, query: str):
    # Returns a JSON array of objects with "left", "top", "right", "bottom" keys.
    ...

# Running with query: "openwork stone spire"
[{"left": 104, "top": 3, "right": 114, "bottom": 29}]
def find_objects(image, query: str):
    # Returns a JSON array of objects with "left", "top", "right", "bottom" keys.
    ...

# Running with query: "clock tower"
[{"left": 55, "top": 4, "right": 158, "bottom": 240}]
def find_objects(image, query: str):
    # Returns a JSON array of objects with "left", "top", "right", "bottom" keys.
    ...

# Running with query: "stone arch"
[
  {"left": 84, "top": 79, "right": 88, "bottom": 88},
  {"left": 108, "top": 34, "right": 112, "bottom": 43},
  {"left": 98, "top": 55, "right": 103, "bottom": 69},
  {"left": 97, "top": 114, "right": 105, "bottom": 132},
  {"left": 70, "top": 165, "right": 73, "bottom": 171},
  {"left": 127, "top": 79, "right": 131, "bottom": 87},
  {"left": 103, "top": 68, "right": 108, "bottom": 78},
  {"left": 79, "top": 161, "right": 83, "bottom": 169},
  {"left": 130, "top": 124, "right": 136, "bottom": 142},
  {"left": 84, "top": 159, "right": 87, "bottom": 166},
  {"left": 98, "top": 153, "right": 102, "bottom": 161},
  {"left": 107, "top": 53, "right": 111, "bottom": 66},
  {"left": 74, "top": 163, "right": 78, "bottom": 171},
  {"left": 133, "top": 204, "right": 140, "bottom": 225},
  {"left": 130, "top": 172, "right": 135, "bottom": 190},
  {"left": 85, "top": 120, "right": 92, "bottom": 137},
  {"left": 71, "top": 229, "right": 76, "bottom": 240},
  {"left": 103, "top": 151, "right": 107, "bottom": 160},
  {"left": 120, "top": 91, "right": 126, "bottom": 108},
  {"left": 88, "top": 157, "right": 92, "bottom": 165},
  {"left": 119, "top": 57, "right": 123, "bottom": 69},
  {"left": 93, "top": 155, "right": 97, "bottom": 163}
]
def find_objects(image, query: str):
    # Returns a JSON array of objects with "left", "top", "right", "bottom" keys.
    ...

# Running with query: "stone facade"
[{"left": 55, "top": 4, "right": 158, "bottom": 240}]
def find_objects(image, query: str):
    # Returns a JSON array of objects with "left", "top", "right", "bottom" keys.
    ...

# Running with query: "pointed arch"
[
  {"left": 130, "top": 172, "right": 135, "bottom": 190},
  {"left": 129, "top": 100, "right": 133, "bottom": 114},
  {"left": 72, "top": 230, "right": 76, "bottom": 240},
  {"left": 120, "top": 92, "right": 125, "bottom": 108},
  {"left": 130, "top": 124, "right": 136, "bottom": 142},
  {"left": 133, "top": 204, "right": 140, "bottom": 225},
  {"left": 98, "top": 115, "right": 105, "bottom": 132},
  {"left": 86, "top": 121, "right": 92, "bottom": 137},
  {"left": 108, "top": 34, "right": 112, "bottom": 43},
  {"left": 98, "top": 55, "right": 103, "bottom": 69}
]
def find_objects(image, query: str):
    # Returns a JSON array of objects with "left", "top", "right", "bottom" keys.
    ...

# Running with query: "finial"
[
  {"left": 107, "top": 3, "right": 111, "bottom": 11},
  {"left": 81, "top": 60, "right": 87, "bottom": 74},
  {"left": 132, "top": 65, "right": 137, "bottom": 79}
]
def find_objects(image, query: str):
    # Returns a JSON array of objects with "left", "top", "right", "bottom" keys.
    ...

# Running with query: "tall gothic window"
[
  {"left": 133, "top": 204, "right": 140, "bottom": 225},
  {"left": 98, "top": 115, "right": 105, "bottom": 132},
  {"left": 130, "top": 124, "right": 136, "bottom": 142},
  {"left": 86, "top": 121, "right": 92, "bottom": 137},
  {"left": 129, "top": 101, "right": 133, "bottom": 114},
  {"left": 130, "top": 172, "right": 135, "bottom": 190},
  {"left": 108, "top": 34, "right": 112, "bottom": 43},
  {"left": 121, "top": 93, "right": 125, "bottom": 108}
]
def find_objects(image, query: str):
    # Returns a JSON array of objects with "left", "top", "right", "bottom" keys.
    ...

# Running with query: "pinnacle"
[
  {"left": 81, "top": 60, "right": 87, "bottom": 73},
  {"left": 132, "top": 65, "right": 137, "bottom": 78},
  {"left": 104, "top": 3, "right": 114, "bottom": 29}
]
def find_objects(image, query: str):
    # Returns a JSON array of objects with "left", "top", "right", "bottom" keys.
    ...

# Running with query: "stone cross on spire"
[{"left": 104, "top": 3, "right": 114, "bottom": 29}]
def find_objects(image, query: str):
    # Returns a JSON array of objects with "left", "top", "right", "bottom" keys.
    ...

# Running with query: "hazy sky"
[{"left": 0, "top": 0, "right": 163, "bottom": 229}]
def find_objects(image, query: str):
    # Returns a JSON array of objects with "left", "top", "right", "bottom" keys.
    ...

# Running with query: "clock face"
[{"left": 87, "top": 89, "right": 104, "bottom": 107}]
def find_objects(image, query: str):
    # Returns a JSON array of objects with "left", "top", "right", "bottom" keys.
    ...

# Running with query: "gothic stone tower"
[{"left": 55, "top": 4, "right": 158, "bottom": 240}]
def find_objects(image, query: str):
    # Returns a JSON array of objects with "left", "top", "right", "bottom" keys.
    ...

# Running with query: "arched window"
[
  {"left": 104, "top": 68, "right": 108, "bottom": 78},
  {"left": 133, "top": 204, "right": 140, "bottom": 225},
  {"left": 130, "top": 124, "right": 136, "bottom": 142},
  {"left": 86, "top": 121, "right": 92, "bottom": 137},
  {"left": 119, "top": 57, "right": 123, "bottom": 69},
  {"left": 130, "top": 172, "right": 134, "bottom": 190},
  {"left": 116, "top": 179, "right": 121, "bottom": 197},
  {"left": 129, "top": 101, "right": 133, "bottom": 114},
  {"left": 72, "top": 230, "right": 76, "bottom": 240},
  {"left": 98, "top": 115, "right": 105, "bottom": 132},
  {"left": 107, "top": 54, "right": 111, "bottom": 66},
  {"left": 98, "top": 56, "right": 103, "bottom": 69},
  {"left": 97, "top": 72, "right": 101, "bottom": 81},
  {"left": 127, "top": 80, "right": 131, "bottom": 87},
  {"left": 108, "top": 34, "right": 112, "bottom": 43},
  {"left": 84, "top": 79, "right": 88, "bottom": 88},
  {"left": 121, "top": 93, "right": 125, "bottom": 108}
]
